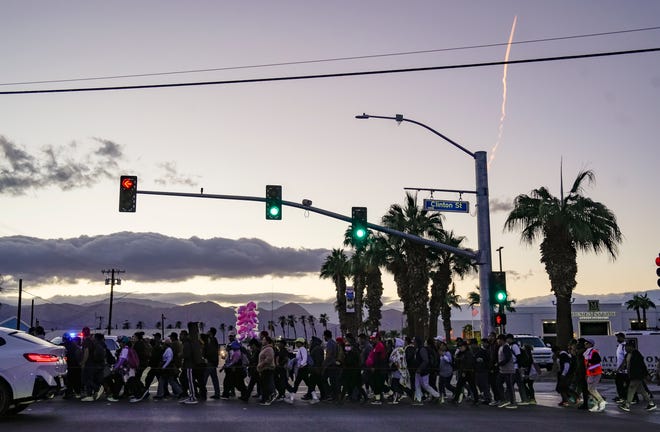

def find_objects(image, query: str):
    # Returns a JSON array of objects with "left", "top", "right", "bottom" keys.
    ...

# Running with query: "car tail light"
[{"left": 24, "top": 353, "right": 60, "bottom": 362}]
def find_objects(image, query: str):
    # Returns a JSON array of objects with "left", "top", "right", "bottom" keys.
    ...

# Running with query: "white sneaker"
[
  {"left": 81, "top": 396, "right": 95, "bottom": 402},
  {"left": 285, "top": 393, "right": 294, "bottom": 404},
  {"left": 598, "top": 401, "right": 607, "bottom": 412}
]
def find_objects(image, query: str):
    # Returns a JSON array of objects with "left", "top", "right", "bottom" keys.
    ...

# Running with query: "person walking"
[
  {"left": 412, "top": 336, "right": 440, "bottom": 405},
  {"left": 286, "top": 337, "right": 312, "bottom": 402},
  {"left": 452, "top": 340, "right": 478, "bottom": 406},
  {"left": 257, "top": 335, "right": 276, "bottom": 405},
  {"left": 618, "top": 343, "right": 657, "bottom": 412},
  {"left": 581, "top": 338, "right": 606, "bottom": 412},
  {"left": 496, "top": 334, "right": 517, "bottom": 409},
  {"left": 220, "top": 340, "right": 248, "bottom": 400},
  {"left": 154, "top": 337, "right": 183, "bottom": 400},
  {"left": 613, "top": 332, "right": 629, "bottom": 404},
  {"left": 204, "top": 327, "right": 221, "bottom": 399},
  {"left": 388, "top": 338, "right": 411, "bottom": 404}
]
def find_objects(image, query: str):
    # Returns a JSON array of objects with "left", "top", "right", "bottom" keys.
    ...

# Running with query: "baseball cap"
[{"left": 614, "top": 332, "right": 625, "bottom": 338}]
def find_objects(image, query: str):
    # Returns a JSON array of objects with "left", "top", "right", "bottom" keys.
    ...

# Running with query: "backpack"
[
  {"left": 126, "top": 347, "right": 140, "bottom": 369},
  {"left": 92, "top": 341, "right": 106, "bottom": 364},
  {"left": 426, "top": 346, "right": 439, "bottom": 369},
  {"left": 240, "top": 351, "right": 250, "bottom": 367}
]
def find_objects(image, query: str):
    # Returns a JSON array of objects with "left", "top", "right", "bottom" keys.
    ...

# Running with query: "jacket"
[
  {"left": 498, "top": 343, "right": 515, "bottom": 374},
  {"left": 257, "top": 344, "right": 275, "bottom": 372},
  {"left": 626, "top": 349, "right": 649, "bottom": 381}
]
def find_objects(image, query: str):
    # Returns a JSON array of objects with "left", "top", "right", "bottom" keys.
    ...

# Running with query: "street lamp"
[
  {"left": 496, "top": 246, "right": 504, "bottom": 272},
  {"left": 356, "top": 113, "right": 494, "bottom": 335}
]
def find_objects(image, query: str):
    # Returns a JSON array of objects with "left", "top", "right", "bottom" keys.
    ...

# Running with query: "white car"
[{"left": 0, "top": 327, "right": 67, "bottom": 416}]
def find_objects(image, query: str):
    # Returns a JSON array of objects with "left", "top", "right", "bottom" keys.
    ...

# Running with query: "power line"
[
  {"left": 1, "top": 25, "right": 659, "bottom": 87},
  {"left": 1, "top": 47, "right": 659, "bottom": 96}
]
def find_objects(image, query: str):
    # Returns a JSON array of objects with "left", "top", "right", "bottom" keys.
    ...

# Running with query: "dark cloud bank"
[{"left": 0, "top": 232, "right": 330, "bottom": 285}]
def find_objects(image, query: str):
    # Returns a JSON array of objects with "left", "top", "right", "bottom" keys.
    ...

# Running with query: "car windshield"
[{"left": 516, "top": 337, "right": 546, "bottom": 348}]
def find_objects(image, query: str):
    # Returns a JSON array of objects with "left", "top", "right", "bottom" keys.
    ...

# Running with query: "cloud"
[
  {"left": 0, "top": 135, "right": 200, "bottom": 195},
  {"left": 0, "top": 232, "right": 330, "bottom": 285},
  {"left": 507, "top": 269, "right": 534, "bottom": 281},
  {"left": 0, "top": 135, "right": 124, "bottom": 195},
  {"left": 490, "top": 197, "right": 513, "bottom": 213},
  {"left": 154, "top": 161, "right": 199, "bottom": 187}
]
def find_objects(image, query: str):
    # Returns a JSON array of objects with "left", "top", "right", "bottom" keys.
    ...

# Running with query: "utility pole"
[
  {"left": 161, "top": 313, "right": 166, "bottom": 333},
  {"left": 16, "top": 279, "right": 23, "bottom": 330},
  {"left": 30, "top": 298, "right": 34, "bottom": 328},
  {"left": 102, "top": 269, "right": 124, "bottom": 335}
]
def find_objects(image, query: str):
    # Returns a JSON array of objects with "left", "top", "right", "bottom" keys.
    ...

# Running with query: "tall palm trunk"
[{"left": 541, "top": 234, "right": 577, "bottom": 349}]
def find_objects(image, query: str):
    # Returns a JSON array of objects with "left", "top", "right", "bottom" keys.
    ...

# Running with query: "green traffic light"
[
  {"left": 495, "top": 291, "right": 507, "bottom": 303},
  {"left": 269, "top": 206, "right": 280, "bottom": 217},
  {"left": 355, "top": 228, "right": 366, "bottom": 239}
]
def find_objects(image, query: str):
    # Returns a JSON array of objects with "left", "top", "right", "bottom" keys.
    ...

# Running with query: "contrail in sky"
[{"left": 489, "top": 16, "right": 518, "bottom": 167}]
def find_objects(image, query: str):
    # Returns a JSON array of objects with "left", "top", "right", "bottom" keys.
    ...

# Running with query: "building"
[{"left": 450, "top": 300, "right": 659, "bottom": 347}]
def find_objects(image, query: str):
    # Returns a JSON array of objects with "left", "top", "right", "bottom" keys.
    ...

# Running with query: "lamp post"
[
  {"left": 496, "top": 246, "right": 504, "bottom": 272},
  {"left": 356, "top": 113, "right": 494, "bottom": 335}
]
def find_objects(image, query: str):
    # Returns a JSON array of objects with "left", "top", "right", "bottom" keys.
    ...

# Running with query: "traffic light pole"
[{"left": 136, "top": 189, "right": 478, "bottom": 260}]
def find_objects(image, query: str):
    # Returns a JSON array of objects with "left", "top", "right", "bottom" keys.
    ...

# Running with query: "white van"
[{"left": 513, "top": 334, "right": 553, "bottom": 370}]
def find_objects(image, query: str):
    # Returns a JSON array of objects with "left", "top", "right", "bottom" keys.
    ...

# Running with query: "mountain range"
[{"left": 1, "top": 289, "right": 656, "bottom": 338}]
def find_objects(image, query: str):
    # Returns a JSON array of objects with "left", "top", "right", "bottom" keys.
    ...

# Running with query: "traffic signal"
[
  {"left": 119, "top": 175, "right": 137, "bottom": 212},
  {"left": 493, "top": 312, "right": 507, "bottom": 326},
  {"left": 656, "top": 253, "right": 660, "bottom": 287},
  {"left": 351, "top": 207, "right": 368, "bottom": 245},
  {"left": 489, "top": 271, "right": 507, "bottom": 305},
  {"left": 265, "top": 185, "right": 282, "bottom": 220}
]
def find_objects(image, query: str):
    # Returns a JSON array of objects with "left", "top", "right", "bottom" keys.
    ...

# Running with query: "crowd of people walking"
[{"left": 57, "top": 322, "right": 656, "bottom": 413}]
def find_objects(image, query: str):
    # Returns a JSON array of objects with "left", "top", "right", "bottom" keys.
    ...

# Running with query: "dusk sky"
[{"left": 1, "top": 1, "right": 659, "bottom": 307}]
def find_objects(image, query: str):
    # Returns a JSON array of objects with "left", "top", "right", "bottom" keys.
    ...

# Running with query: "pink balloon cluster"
[{"left": 235, "top": 301, "right": 259, "bottom": 341}]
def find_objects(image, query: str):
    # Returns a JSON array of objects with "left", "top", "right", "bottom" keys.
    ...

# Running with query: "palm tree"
[
  {"left": 175, "top": 321, "right": 182, "bottom": 329},
  {"left": 278, "top": 315, "right": 287, "bottom": 338},
  {"left": 155, "top": 321, "right": 162, "bottom": 330},
  {"left": 122, "top": 320, "right": 131, "bottom": 330},
  {"left": 438, "top": 283, "right": 462, "bottom": 342},
  {"left": 320, "top": 249, "right": 351, "bottom": 334},
  {"left": 382, "top": 192, "right": 444, "bottom": 338},
  {"left": 219, "top": 323, "right": 226, "bottom": 344},
  {"left": 307, "top": 315, "right": 317, "bottom": 337},
  {"left": 354, "top": 235, "right": 387, "bottom": 330},
  {"left": 626, "top": 293, "right": 657, "bottom": 329},
  {"left": 267, "top": 320, "right": 276, "bottom": 337},
  {"left": 467, "top": 290, "right": 481, "bottom": 310},
  {"left": 136, "top": 321, "right": 144, "bottom": 330},
  {"left": 637, "top": 293, "right": 656, "bottom": 328},
  {"left": 467, "top": 290, "right": 516, "bottom": 312},
  {"left": 299, "top": 314, "right": 308, "bottom": 340},
  {"left": 505, "top": 169, "right": 622, "bottom": 348},
  {"left": 286, "top": 315, "right": 297, "bottom": 338},
  {"left": 429, "top": 229, "right": 476, "bottom": 338},
  {"left": 319, "top": 313, "right": 329, "bottom": 331}
]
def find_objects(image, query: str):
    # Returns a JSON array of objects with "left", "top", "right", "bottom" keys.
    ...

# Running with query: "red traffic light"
[
  {"left": 494, "top": 313, "right": 507, "bottom": 326},
  {"left": 656, "top": 255, "right": 660, "bottom": 267},
  {"left": 121, "top": 177, "right": 135, "bottom": 190}
]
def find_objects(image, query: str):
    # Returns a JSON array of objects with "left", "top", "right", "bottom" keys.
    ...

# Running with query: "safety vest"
[{"left": 583, "top": 347, "right": 602, "bottom": 376}]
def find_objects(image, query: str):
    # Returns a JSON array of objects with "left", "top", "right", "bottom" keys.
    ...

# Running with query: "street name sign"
[{"left": 423, "top": 199, "right": 469, "bottom": 213}]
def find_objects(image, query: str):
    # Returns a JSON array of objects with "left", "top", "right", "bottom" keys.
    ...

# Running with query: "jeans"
[{"left": 497, "top": 372, "right": 515, "bottom": 404}]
